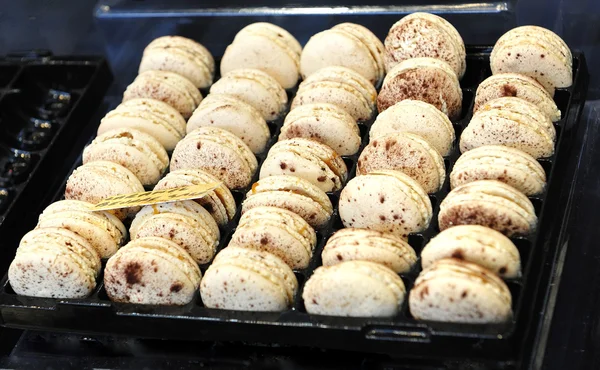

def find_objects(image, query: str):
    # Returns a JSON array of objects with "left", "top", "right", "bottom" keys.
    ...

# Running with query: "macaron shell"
[
  {"left": 332, "top": 23, "right": 385, "bottom": 82},
  {"left": 481, "top": 97, "right": 555, "bottom": 140},
  {"left": 303, "top": 66, "right": 377, "bottom": 106},
  {"left": 292, "top": 81, "right": 373, "bottom": 121}
]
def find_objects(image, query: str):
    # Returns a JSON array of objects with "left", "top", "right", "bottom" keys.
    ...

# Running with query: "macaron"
[
  {"left": 123, "top": 70, "right": 203, "bottom": 119},
  {"left": 450, "top": 145, "right": 546, "bottom": 196},
  {"left": 65, "top": 161, "right": 145, "bottom": 220},
  {"left": 154, "top": 168, "right": 236, "bottom": 226},
  {"left": 474, "top": 73, "right": 561, "bottom": 121},
  {"left": 187, "top": 94, "right": 270, "bottom": 154},
  {"left": 220, "top": 22, "right": 301, "bottom": 89},
  {"left": 170, "top": 127, "right": 258, "bottom": 189},
  {"left": 322, "top": 228, "right": 417, "bottom": 273},
  {"left": 280, "top": 103, "right": 361, "bottom": 156},
  {"left": 384, "top": 12, "right": 466, "bottom": 78},
  {"left": 138, "top": 35, "right": 215, "bottom": 88},
  {"left": 409, "top": 258, "right": 513, "bottom": 323},
  {"left": 9, "top": 227, "right": 101, "bottom": 298},
  {"left": 421, "top": 225, "right": 521, "bottom": 279},
  {"left": 242, "top": 175, "right": 333, "bottom": 228},
  {"left": 37, "top": 200, "right": 127, "bottom": 258},
  {"left": 369, "top": 99, "right": 455, "bottom": 156},
  {"left": 377, "top": 57, "right": 462, "bottom": 120},
  {"left": 438, "top": 180, "right": 537, "bottom": 237},
  {"left": 303, "top": 261, "right": 406, "bottom": 317},
  {"left": 83, "top": 128, "right": 169, "bottom": 186},
  {"left": 104, "top": 237, "right": 202, "bottom": 305},
  {"left": 291, "top": 66, "right": 376, "bottom": 121},
  {"left": 260, "top": 138, "right": 348, "bottom": 192},
  {"left": 339, "top": 170, "right": 432, "bottom": 239},
  {"left": 130, "top": 200, "right": 220, "bottom": 264},
  {"left": 460, "top": 96, "right": 555, "bottom": 158},
  {"left": 200, "top": 246, "right": 298, "bottom": 311},
  {"left": 490, "top": 26, "right": 572, "bottom": 93},
  {"left": 210, "top": 68, "right": 287, "bottom": 121},
  {"left": 357, "top": 132, "right": 446, "bottom": 194},
  {"left": 300, "top": 24, "right": 384, "bottom": 85},
  {"left": 229, "top": 206, "right": 316, "bottom": 269},
  {"left": 97, "top": 98, "right": 186, "bottom": 151}
]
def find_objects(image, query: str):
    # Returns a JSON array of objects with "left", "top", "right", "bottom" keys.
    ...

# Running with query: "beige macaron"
[
  {"left": 9, "top": 227, "right": 101, "bottom": 298},
  {"left": 322, "top": 228, "right": 417, "bottom": 273},
  {"left": 370, "top": 99, "right": 455, "bottom": 156},
  {"left": 358, "top": 132, "right": 446, "bottom": 194},
  {"left": 384, "top": 12, "right": 466, "bottom": 78},
  {"left": 83, "top": 128, "right": 169, "bottom": 186},
  {"left": 292, "top": 66, "right": 377, "bottom": 121},
  {"left": 303, "top": 260, "right": 406, "bottom": 317},
  {"left": 242, "top": 175, "right": 333, "bottom": 228},
  {"left": 475, "top": 73, "right": 561, "bottom": 121},
  {"left": 210, "top": 69, "right": 287, "bottom": 121},
  {"left": 170, "top": 127, "right": 258, "bottom": 189},
  {"left": 123, "top": 70, "right": 203, "bottom": 119},
  {"left": 409, "top": 258, "right": 513, "bottom": 323},
  {"left": 280, "top": 103, "right": 361, "bottom": 156},
  {"left": 37, "top": 200, "right": 127, "bottom": 258},
  {"left": 339, "top": 170, "right": 433, "bottom": 239},
  {"left": 490, "top": 26, "right": 572, "bottom": 93},
  {"left": 104, "top": 237, "right": 202, "bottom": 305},
  {"left": 260, "top": 138, "right": 348, "bottom": 192},
  {"left": 221, "top": 23, "right": 301, "bottom": 89},
  {"left": 130, "top": 200, "right": 220, "bottom": 264},
  {"left": 65, "top": 161, "right": 145, "bottom": 220},
  {"left": 97, "top": 99, "right": 186, "bottom": 151},
  {"left": 229, "top": 206, "right": 316, "bottom": 269},
  {"left": 187, "top": 94, "right": 270, "bottom": 154},
  {"left": 200, "top": 246, "right": 298, "bottom": 311},
  {"left": 421, "top": 225, "right": 521, "bottom": 279},
  {"left": 139, "top": 35, "right": 215, "bottom": 88},
  {"left": 438, "top": 180, "right": 537, "bottom": 236},
  {"left": 154, "top": 168, "right": 236, "bottom": 226},
  {"left": 451, "top": 145, "right": 546, "bottom": 196},
  {"left": 460, "top": 96, "right": 556, "bottom": 159}
]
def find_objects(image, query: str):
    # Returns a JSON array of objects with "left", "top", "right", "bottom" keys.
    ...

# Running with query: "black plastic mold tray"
[{"left": 0, "top": 47, "right": 588, "bottom": 365}]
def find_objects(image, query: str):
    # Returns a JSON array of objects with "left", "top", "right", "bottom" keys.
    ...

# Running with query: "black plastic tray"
[{"left": 0, "top": 47, "right": 588, "bottom": 366}]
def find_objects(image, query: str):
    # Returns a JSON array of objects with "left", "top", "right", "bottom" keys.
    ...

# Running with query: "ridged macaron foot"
[
  {"left": 130, "top": 200, "right": 220, "bottom": 264},
  {"left": 409, "top": 258, "right": 513, "bottom": 323},
  {"left": 322, "top": 228, "right": 417, "bottom": 273},
  {"left": 200, "top": 247, "right": 298, "bottom": 311},
  {"left": 438, "top": 180, "right": 537, "bottom": 237},
  {"left": 369, "top": 99, "right": 455, "bottom": 156},
  {"left": 421, "top": 225, "right": 521, "bottom": 278},
  {"left": 210, "top": 68, "right": 287, "bottom": 121},
  {"left": 9, "top": 228, "right": 101, "bottom": 298},
  {"left": 123, "top": 70, "right": 203, "bottom": 119},
  {"left": 97, "top": 98, "right": 186, "bottom": 151},
  {"left": 187, "top": 94, "right": 270, "bottom": 154},
  {"left": 384, "top": 12, "right": 466, "bottom": 78},
  {"left": 37, "top": 200, "right": 127, "bottom": 258},
  {"left": 378, "top": 58, "right": 462, "bottom": 120},
  {"left": 303, "top": 260, "right": 406, "bottom": 317},
  {"left": 83, "top": 128, "right": 169, "bottom": 186},
  {"left": 138, "top": 35, "right": 215, "bottom": 88},
  {"left": 280, "top": 103, "right": 361, "bottom": 156},
  {"left": 104, "top": 237, "right": 202, "bottom": 305},
  {"left": 242, "top": 176, "right": 333, "bottom": 228},
  {"left": 450, "top": 145, "right": 546, "bottom": 196},
  {"left": 229, "top": 206, "right": 316, "bottom": 269},
  {"left": 154, "top": 168, "right": 236, "bottom": 227},
  {"left": 358, "top": 132, "right": 446, "bottom": 194},
  {"left": 339, "top": 170, "right": 432, "bottom": 239},
  {"left": 170, "top": 127, "right": 258, "bottom": 190},
  {"left": 220, "top": 23, "right": 301, "bottom": 89},
  {"left": 260, "top": 138, "right": 348, "bottom": 192},
  {"left": 292, "top": 66, "right": 376, "bottom": 121}
]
